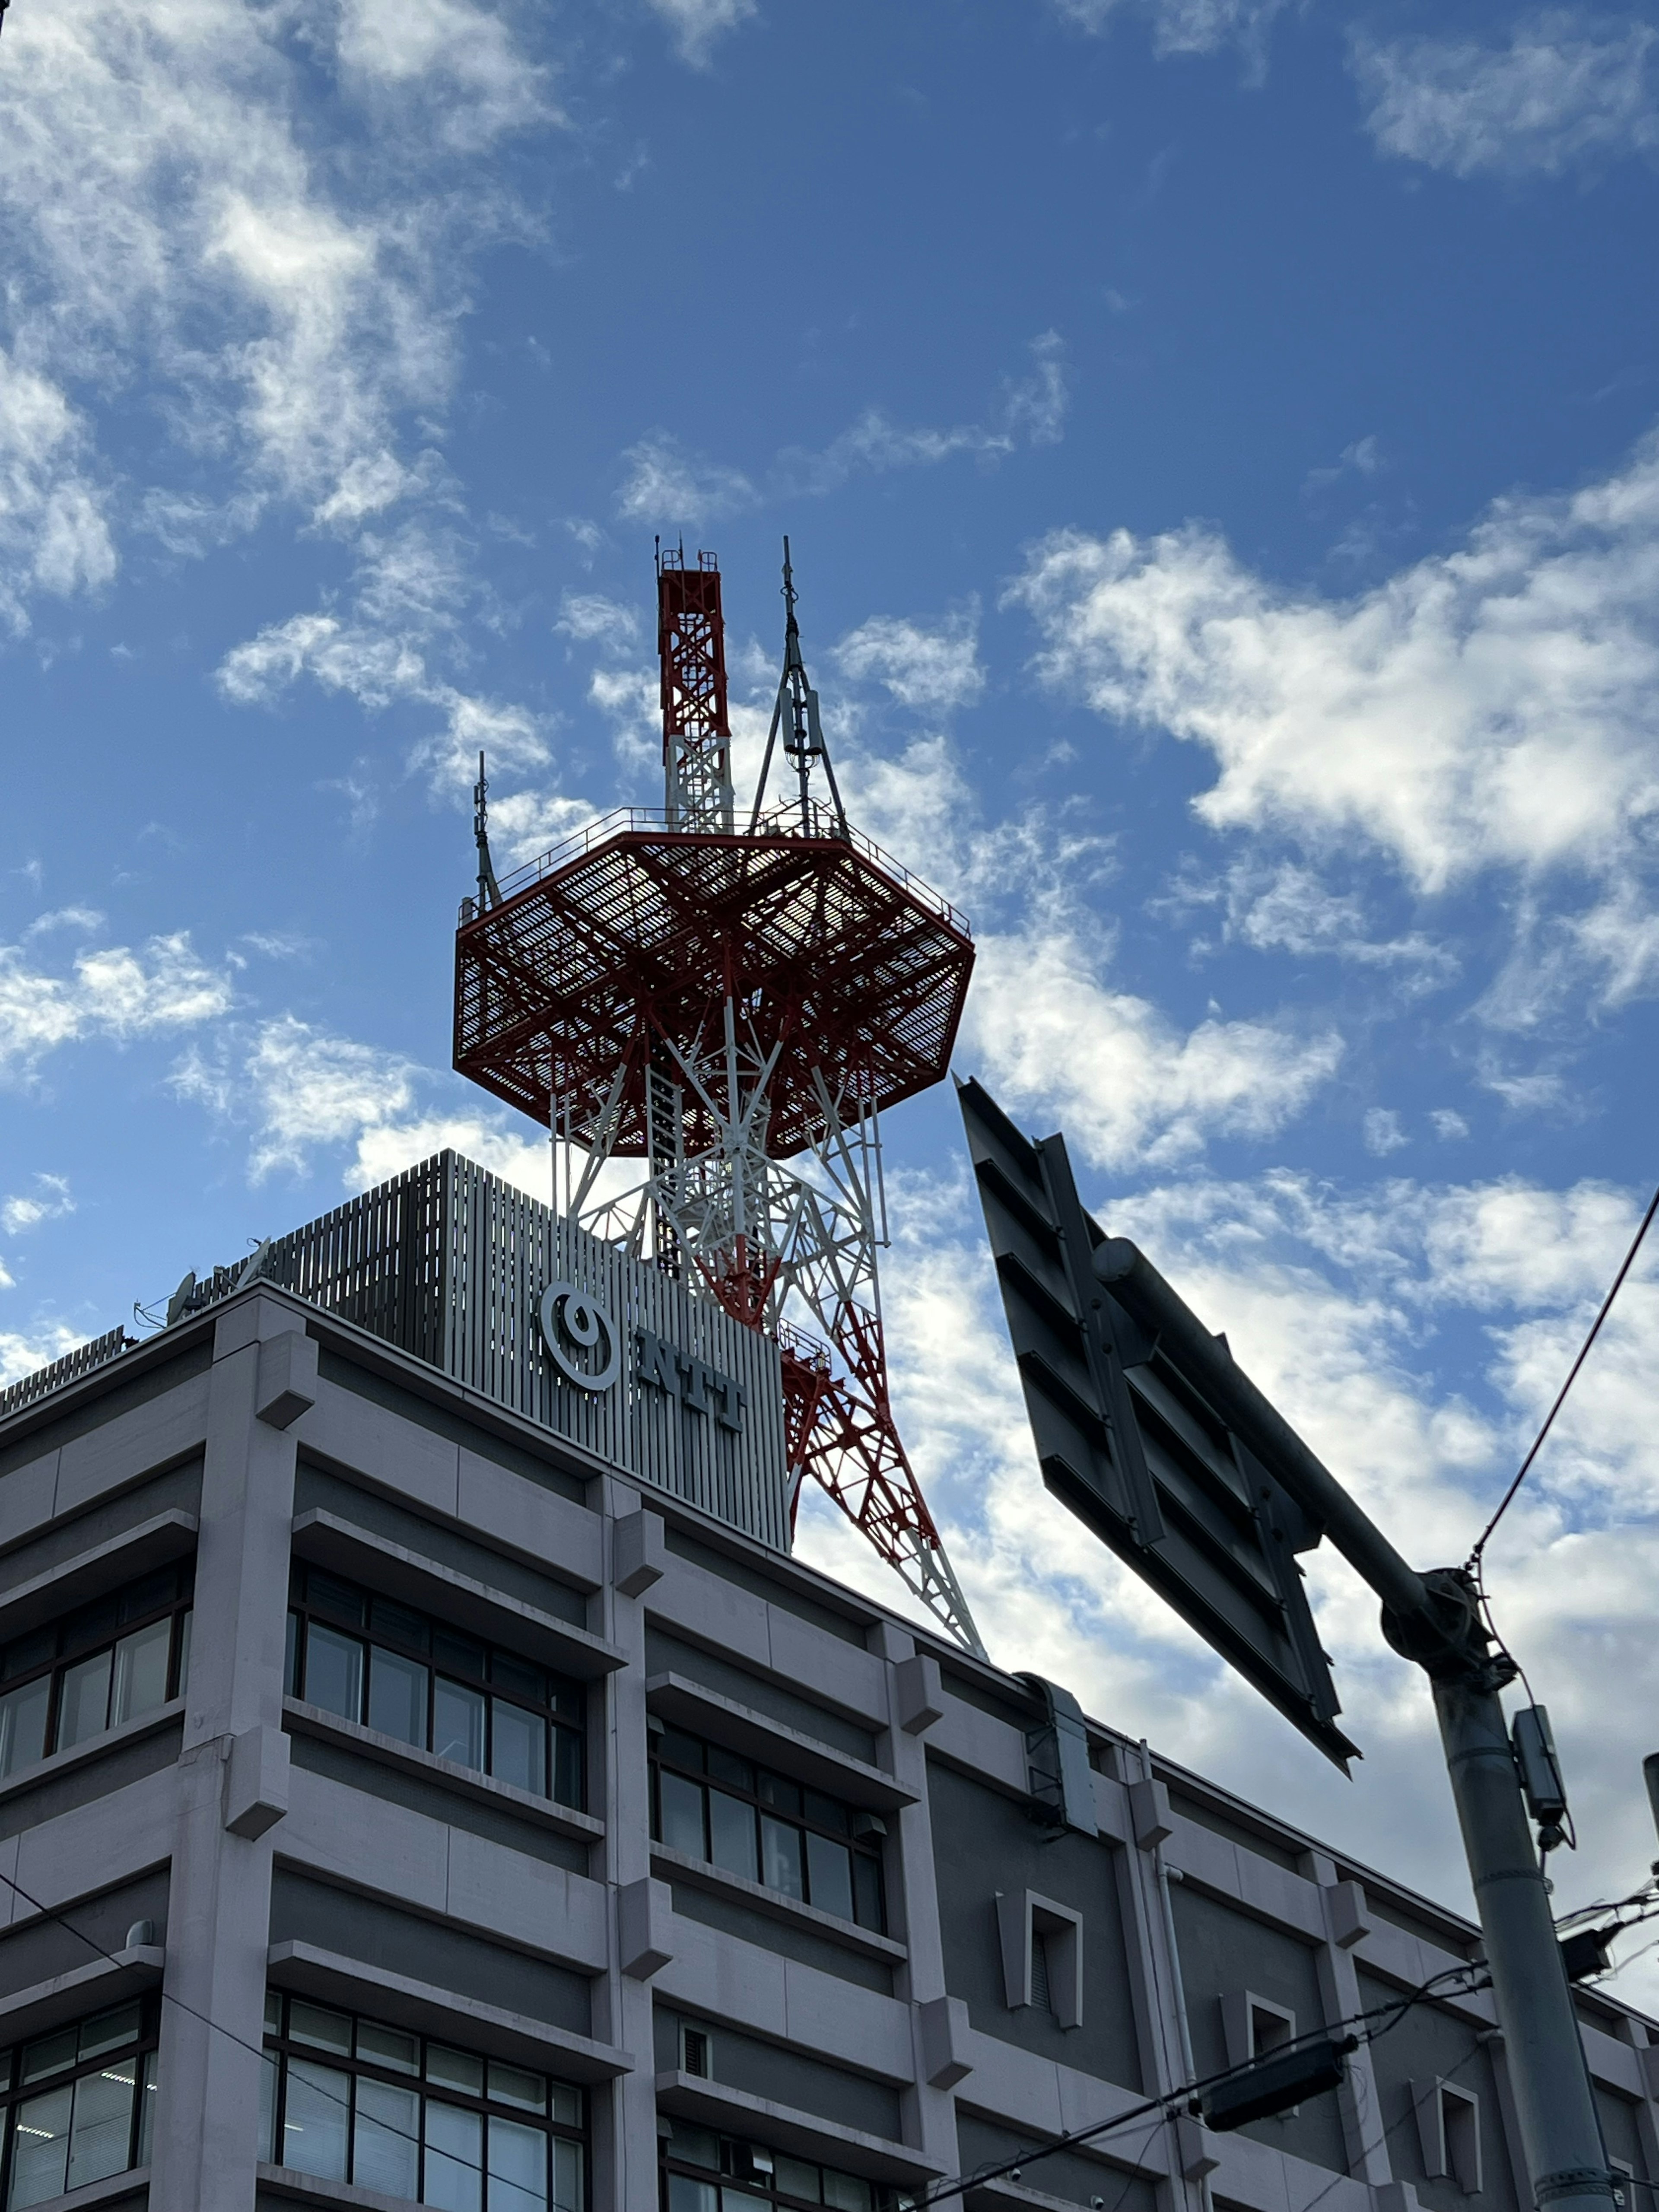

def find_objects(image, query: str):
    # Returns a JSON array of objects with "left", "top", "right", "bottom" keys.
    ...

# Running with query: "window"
[
  {"left": 648, "top": 1726, "right": 885, "bottom": 1932},
  {"left": 260, "top": 1990, "right": 585, "bottom": 2211},
  {"left": 0, "top": 1567, "right": 193, "bottom": 1782},
  {"left": 1414, "top": 2079, "right": 1482, "bottom": 2196},
  {"left": 677, "top": 2026, "right": 711, "bottom": 2080},
  {"left": 285, "top": 1567, "right": 584, "bottom": 1811},
  {"left": 995, "top": 1891, "right": 1083, "bottom": 2029},
  {"left": 0, "top": 2000, "right": 158, "bottom": 2209},
  {"left": 1220, "top": 1991, "right": 1296, "bottom": 2071},
  {"left": 661, "top": 2123, "right": 908, "bottom": 2212}
]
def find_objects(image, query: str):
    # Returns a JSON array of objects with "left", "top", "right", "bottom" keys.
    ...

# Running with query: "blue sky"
[{"left": 6, "top": 0, "right": 1659, "bottom": 1986}]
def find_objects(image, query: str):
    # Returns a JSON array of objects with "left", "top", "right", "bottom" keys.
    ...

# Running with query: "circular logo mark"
[{"left": 538, "top": 1280, "right": 621, "bottom": 1392}]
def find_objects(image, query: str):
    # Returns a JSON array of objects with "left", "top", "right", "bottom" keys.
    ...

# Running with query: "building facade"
[{"left": 0, "top": 1165, "right": 1655, "bottom": 2212}]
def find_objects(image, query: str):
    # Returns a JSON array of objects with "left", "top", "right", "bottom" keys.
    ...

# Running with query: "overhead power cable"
[
  {"left": 0, "top": 1861, "right": 520, "bottom": 2192},
  {"left": 907, "top": 1964, "right": 1489, "bottom": 2210},
  {"left": 1468, "top": 1179, "right": 1659, "bottom": 1570}
]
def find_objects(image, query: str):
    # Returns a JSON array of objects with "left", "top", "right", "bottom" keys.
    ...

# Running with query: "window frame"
[
  {"left": 261, "top": 1988, "right": 588, "bottom": 2209},
  {"left": 659, "top": 2125, "right": 906, "bottom": 2212},
  {"left": 285, "top": 1564, "right": 585, "bottom": 1812},
  {"left": 0, "top": 1997, "right": 160, "bottom": 2207},
  {"left": 0, "top": 1565, "right": 194, "bottom": 1782},
  {"left": 648, "top": 1726, "right": 885, "bottom": 1933}
]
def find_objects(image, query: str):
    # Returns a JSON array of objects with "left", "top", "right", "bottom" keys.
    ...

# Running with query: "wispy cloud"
[
  {"left": 966, "top": 921, "right": 1344, "bottom": 1171},
  {"left": 1353, "top": 13, "right": 1659, "bottom": 178},
  {"left": 216, "top": 523, "right": 548, "bottom": 797},
  {"left": 615, "top": 438, "right": 759, "bottom": 529},
  {"left": 173, "top": 1009, "right": 554, "bottom": 1194},
  {"left": 0, "top": 933, "right": 233, "bottom": 1075},
  {"left": 1, "top": 1175, "right": 75, "bottom": 1236},
  {"left": 1008, "top": 426, "right": 1659, "bottom": 1017},
  {"left": 1050, "top": 0, "right": 1296, "bottom": 72},
  {"left": 614, "top": 334, "right": 1071, "bottom": 525},
  {"left": 833, "top": 612, "right": 985, "bottom": 716},
  {"left": 0, "top": 0, "right": 553, "bottom": 634},
  {"left": 644, "top": 0, "right": 759, "bottom": 68}
]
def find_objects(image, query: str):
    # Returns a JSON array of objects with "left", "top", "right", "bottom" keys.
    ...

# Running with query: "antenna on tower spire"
[
  {"left": 749, "top": 537, "right": 849, "bottom": 837},
  {"left": 473, "top": 752, "right": 502, "bottom": 911}
]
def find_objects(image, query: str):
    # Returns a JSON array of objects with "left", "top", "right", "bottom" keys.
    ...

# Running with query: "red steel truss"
[{"left": 453, "top": 551, "right": 983, "bottom": 1652}]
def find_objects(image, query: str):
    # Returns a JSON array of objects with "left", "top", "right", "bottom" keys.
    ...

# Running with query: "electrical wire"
[
  {"left": 1468, "top": 1179, "right": 1659, "bottom": 1571},
  {"left": 907, "top": 1965, "right": 1491, "bottom": 2210},
  {"left": 0, "top": 1856, "right": 1493, "bottom": 2207}
]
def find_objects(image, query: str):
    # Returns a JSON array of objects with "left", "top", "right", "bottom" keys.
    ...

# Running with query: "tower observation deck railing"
[{"left": 460, "top": 800, "right": 973, "bottom": 941}]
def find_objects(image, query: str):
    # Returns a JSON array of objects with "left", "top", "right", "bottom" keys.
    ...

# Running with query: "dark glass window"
[
  {"left": 285, "top": 1566, "right": 584, "bottom": 1811},
  {"left": 648, "top": 1728, "right": 885, "bottom": 1932},
  {"left": 0, "top": 2000, "right": 158, "bottom": 2207},
  {"left": 261, "top": 1990, "right": 585, "bottom": 2210},
  {"left": 0, "top": 1567, "right": 193, "bottom": 1783},
  {"left": 661, "top": 2125, "right": 907, "bottom": 2212}
]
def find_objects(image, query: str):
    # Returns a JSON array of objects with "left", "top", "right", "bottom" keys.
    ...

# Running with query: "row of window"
[
  {"left": 0, "top": 2001, "right": 157, "bottom": 2210},
  {"left": 650, "top": 1725, "right": 886, "bottom": 1933},
  {"left": 286, "top": 1564, "right": 585, "bottom": 1809},
  {"left": 662, "top": 2123, "right": 903, "bottom": 2212},
  {"left": 0, "top": 1567, "right": 192, "bottom": 1782},
  {"left": 260, "top": 1992, "right": 584, "bottom": 2212}
]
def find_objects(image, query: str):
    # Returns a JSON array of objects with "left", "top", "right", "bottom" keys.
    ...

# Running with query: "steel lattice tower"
[{"left": 454, "top": 544, "right": 982, "bottom": 1654}]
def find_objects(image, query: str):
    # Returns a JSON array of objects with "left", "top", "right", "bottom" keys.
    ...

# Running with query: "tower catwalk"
[{"left": 454, "top": 544, "right": 983, "bottom": 1654}]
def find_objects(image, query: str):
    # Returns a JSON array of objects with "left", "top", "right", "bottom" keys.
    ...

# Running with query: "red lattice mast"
[{"left": 454, "top": 545, "right": 981, "bottom": 1652}]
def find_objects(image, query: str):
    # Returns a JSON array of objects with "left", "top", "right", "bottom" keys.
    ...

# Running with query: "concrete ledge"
[
  {"left": 267, "top": 1941, "right": 631, "bottom": 2082},
  {"left": 652, "top": 1843, "right": 906, "bottom": 1963},
  {"left": 283, "top": 1699, "right": 605, "bottom": 1843},
  {"left": 289, "top": 1510, "right": 623, "bottom": 1680},
  {"left": 645, "top": 1675, "right": 915, "bottom": 1812},
  {"left": 0, "top": 1510, "right": 198, "bottom": 1644},
  {"left": 655, "top": 2070, "right": 944, "bottom": 2184},
  {"left": 0, "top": 1700, "right": 184, "bottom": 1812},
  {"left": 0, "top": 1946, "right": 165, "bottom": 2043}
]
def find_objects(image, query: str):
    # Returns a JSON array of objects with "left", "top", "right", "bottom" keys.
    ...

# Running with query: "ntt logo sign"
[
  {"left": 538, "top": 1281, "right": 622, "bottom": 1392},
  {"left": 537, "top": 1283, "right": 747, "bottom": 1433}
]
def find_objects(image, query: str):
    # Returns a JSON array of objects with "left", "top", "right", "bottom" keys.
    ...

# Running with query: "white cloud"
[
  {"left": 0, "top": 356, "right": 116, "bottom": 635},
  {"left": 0, "top": 933, "right": 233, "bottom": 1074},
  {"left": 0, "top": 1323, "right": 84, "bottom": 1389},
  {"left": 615, "top": 436, "right": 757, "bottom": 528},
  {"left": 174, "top": 1011, "right": 567, "bottom": 1194},
  {"left": 1, "top": 1176, "right": 75, "bottom": 1236},
  {"left": 0, "top": 0, "right": 551, "bottom": 631},
  {"left": 617, "top": 335, "right": 1070, "bottom": 526},
  {"left": 1354, "top": 14, "right": 1659, "bottom": 178},
  {"left": 556, "top": 594, "right": 641, "bottom": 652},
  {"left": 1050, "top": 0, "right": 1294, "bottom": 68},
  {"left": 175, "top": 1014, "right": 418, "bottom": 1179},
  {"left": 217, "top": 525, "right": 548, "bottom": 797},
  {"left": 775, "top": 334, "right": 1071, "bottom": 498},
  {"left": 833, "top": 613, "right": 985, "bottom": 716},
  {"left": 964, "top": 922, "right": 1344, "bottom": 1171},
  {"left": 644, "top": 0, "right": 759, "bottom": 67},
  {"left": 1431, "top": 1107, "right": 1470, "bottom": 1140},
  {"left": 349, "top": 1113, "right": 550, "bottom": 1198},
  {"left": 1363, "top": 1106, "right": 1408, "bottom": 1156},
  {"left": 1166, "top": 857, "right": 1459, "bottom": 979},
  {"left": 1009, "top": 434, "right": 1659, "bottom": 1020}
]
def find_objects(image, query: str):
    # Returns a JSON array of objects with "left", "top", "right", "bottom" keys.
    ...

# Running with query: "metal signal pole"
[{"left": 1094, "top": 1241, "right": 1615, "bottom": 2212}]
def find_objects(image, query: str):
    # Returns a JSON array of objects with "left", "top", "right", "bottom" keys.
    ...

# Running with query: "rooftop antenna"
[
  {"left": 748, "top": 537, "right": 849, "bottom": 836},
  {"left": 473, "top": 751, "right": 502, "bottom": 911}
]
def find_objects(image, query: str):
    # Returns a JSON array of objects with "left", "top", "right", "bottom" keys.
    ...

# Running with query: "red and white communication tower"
[{"left": 453, "top": 543, "right": 982, "bottom": 1654}]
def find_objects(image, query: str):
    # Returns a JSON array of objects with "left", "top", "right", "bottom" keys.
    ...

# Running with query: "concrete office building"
[{"left": 0, "top": 1154, "right": 1654, "bottom": 2212}]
